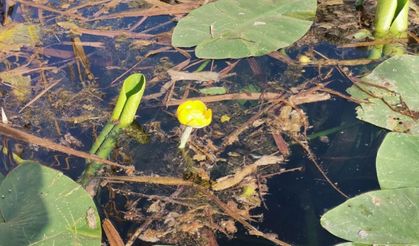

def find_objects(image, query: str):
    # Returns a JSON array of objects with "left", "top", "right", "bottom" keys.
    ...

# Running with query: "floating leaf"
[
  {"left": 199, "top": 86, "right": 227, "bottom": 95},
  {"left": 0, "top": 23, "right": 40, "bottom": 52},
  {"left": 321, "top": 188, "right": 419, "bottom": 244},
  {"left": 347, "top": 55, "right": 419, "bottom": 135},
  {"left": 376, "top": 132, "right": 419, "bottom": 189},
  {"left": 0, "top": 162, "right": 102, "bottom": 245},
  {"left": 172, "top": 0, "right": 316, "bottom": 59}
]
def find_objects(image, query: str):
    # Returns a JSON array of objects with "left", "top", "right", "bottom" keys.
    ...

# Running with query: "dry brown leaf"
[
  {"left": 179, "top": 220, "right": 204, "bottom": 234},
  {"left": 147, "top": 201, "right": 162, "bottom": 213},
  {"left": 138, "top": 229, "right": 168, "bottom": 243},
  {"left": 193, "top": 153, "right": 207, "bottom": 161},
  {"left": 212, "top": 155, "right": 284, "bottom": 191},
  {"left": 103, "top": 219, "right": 124, "bottom": 246},
  {"left": 221, "top": 220, "right": 237, "bottom": 234},
  {"left": 168, "top": 70, "right": 220, "bottom": 82},
  {"left": 60, "top": 132, "right": 84, "bottom": 148},
  {"left": 277, "top": 106, "right": 306, "bottom": 134}
]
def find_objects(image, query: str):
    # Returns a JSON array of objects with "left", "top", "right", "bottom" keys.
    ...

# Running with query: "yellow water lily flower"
[
  {"left": 176, "top": 100, "right": 212, "bottom": 149},
  {"left": 176, "top": 100, "right": 212, "bottom": 128}
]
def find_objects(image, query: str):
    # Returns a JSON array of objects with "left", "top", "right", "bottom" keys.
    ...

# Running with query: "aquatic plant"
[
  {"left": 0, "top": 162, "right": 101, "bottom": 245},
  {"left": 321, "top": 133, "right": 419, "bottom": 244},
  {"left": 80, "top": 73, "right": 146, "bottom": 187},
  {"left": 176, "top": 100, "right": 212, "bottom": 149},
  {"left": 321, "top": 55, "right": 419, "bottom": 245},
  {"left": 347, "top": 55, "right": 419, "bottom": 134},
  {"left": 374, "top": 0, "right": 409, "bottom": 37},
  {"left": 370, "top": 0, "right": 410, "bottom": 58},
  {"left": 172, "top": 0, "right": 317, "bottom": 59}
]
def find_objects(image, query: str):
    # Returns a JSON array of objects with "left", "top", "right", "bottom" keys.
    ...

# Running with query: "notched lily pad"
[
  {"left": 172, "top": 0, "right": 317, "bottom": 59},
  {"left": 0, "top": 162, "right": 101, "bottom": 246},
  {"left": 347, "top": 55, "right": 419, "bottom": 135}
]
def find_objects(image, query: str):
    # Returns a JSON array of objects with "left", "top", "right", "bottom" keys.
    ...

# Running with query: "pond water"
[{"left": 0, "top": 1, "right": 416, "bottom": 245}]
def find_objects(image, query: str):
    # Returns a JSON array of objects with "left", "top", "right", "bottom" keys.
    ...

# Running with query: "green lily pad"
[
  {"left": 0, "top": 162, "right": 101, "bottom": 245},
  {"left": 321, "top": 188, "right": 419, "bottom": 244},
  {"left": 172, "top": 0, "right": 316, "bottom": 59},
  {"left": 376, "top": 132, "right": 419, "bottom": 189},
  {"left": 347, "top": 55, "right": 419, "bottom": 135}
]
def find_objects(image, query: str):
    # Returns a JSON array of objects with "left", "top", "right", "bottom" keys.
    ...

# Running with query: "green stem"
[
  {"left": 375, "top": 0, "right": 398, "bottom": 36},
  {"left": 79, "top": 125, "right": 121, "bottom": 186},
  {"left": 79, "top": 73, "right": 146, "bottom": 187},
  {"left": 179, "top": 126, "right": 193, "bottom": 149},
  {"left": 371, "top": 0, "right": 409, "bottom": 59}
]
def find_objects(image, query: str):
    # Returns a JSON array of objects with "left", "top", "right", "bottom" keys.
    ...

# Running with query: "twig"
[
  {"left": 261, "top": 167, "right": 304, "bottom": 179},
  {"left": 166, "top": 92, "right": 284, "bottom": 106},
  {"left": 67, "top": 0, "right": 112, "bottom": 13},
  {"left": 0, "top": 123, "right": 131, "bottom": 171},
  {"left": 15, "top": 0, "right": 87, "bottom": 20},
  {"left": 103, "top": 219, "right": 124, "bottom": 246},
  {"left": 318, "top": 86, "right": 367, "bottom": 104},
  {"left": 166, "top": 92, "right": 330, "bottom": 106},
  {"left": 90, "top": 2, "right": 203, "bottom": 21},
  {"left": 19, "top": 79, "right": 62, "bottom": 113},
  {"left": 105, "top": 175, "right": 194, "bottom": 186},
  {"left": 117, "top": 190, "right": 194, "bottom": 208},
  {"left": 292, "top": 135, "right": 349, "bottom": 199},
  {"left": 125, "top": 188, "right": 183, "bottom": 246},
  {"left": 306, "top": 58, "right": 372, "bottom": 66},
  {"left": 105, "top": 173, "right": 290, "bottom": 245},
  {"left": 58, "top": 23, "right": 153, "bottom": 39},
  {"left": 221, "top": 102, "right": 279, "bottom": 148},
  {"left": 197, "top": 187, "right": 291, "bottom": 246},
  {"left": 212, "top": 155, "right": 284, "bottom": 191},
  {"left": 109, "top": 47, "right": 172, "bottom": 87},
  {"left": 109, "top": 59, "right": 145, "bottom": 86},
  {"left": 128, "top": 17, "right": 148, "bottom": 32}
]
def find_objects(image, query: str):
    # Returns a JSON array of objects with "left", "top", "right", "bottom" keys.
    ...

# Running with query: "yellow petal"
[
  {"left": 176, "top": 100, "right": 212, "bottom": 128},
  {"left": 176, "top": 100, "right": 206, "bottom": 116}
]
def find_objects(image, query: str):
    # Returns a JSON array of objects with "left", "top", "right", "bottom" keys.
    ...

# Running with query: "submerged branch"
[
  {"left": 166, "top": 92, "right": 330, "bottom": 106},
  {"left": 105, "top": 175, "right": 194, "bottom": 186},
  {"left": 0, "top": 123, "right": 132, "bottom": 171}
]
